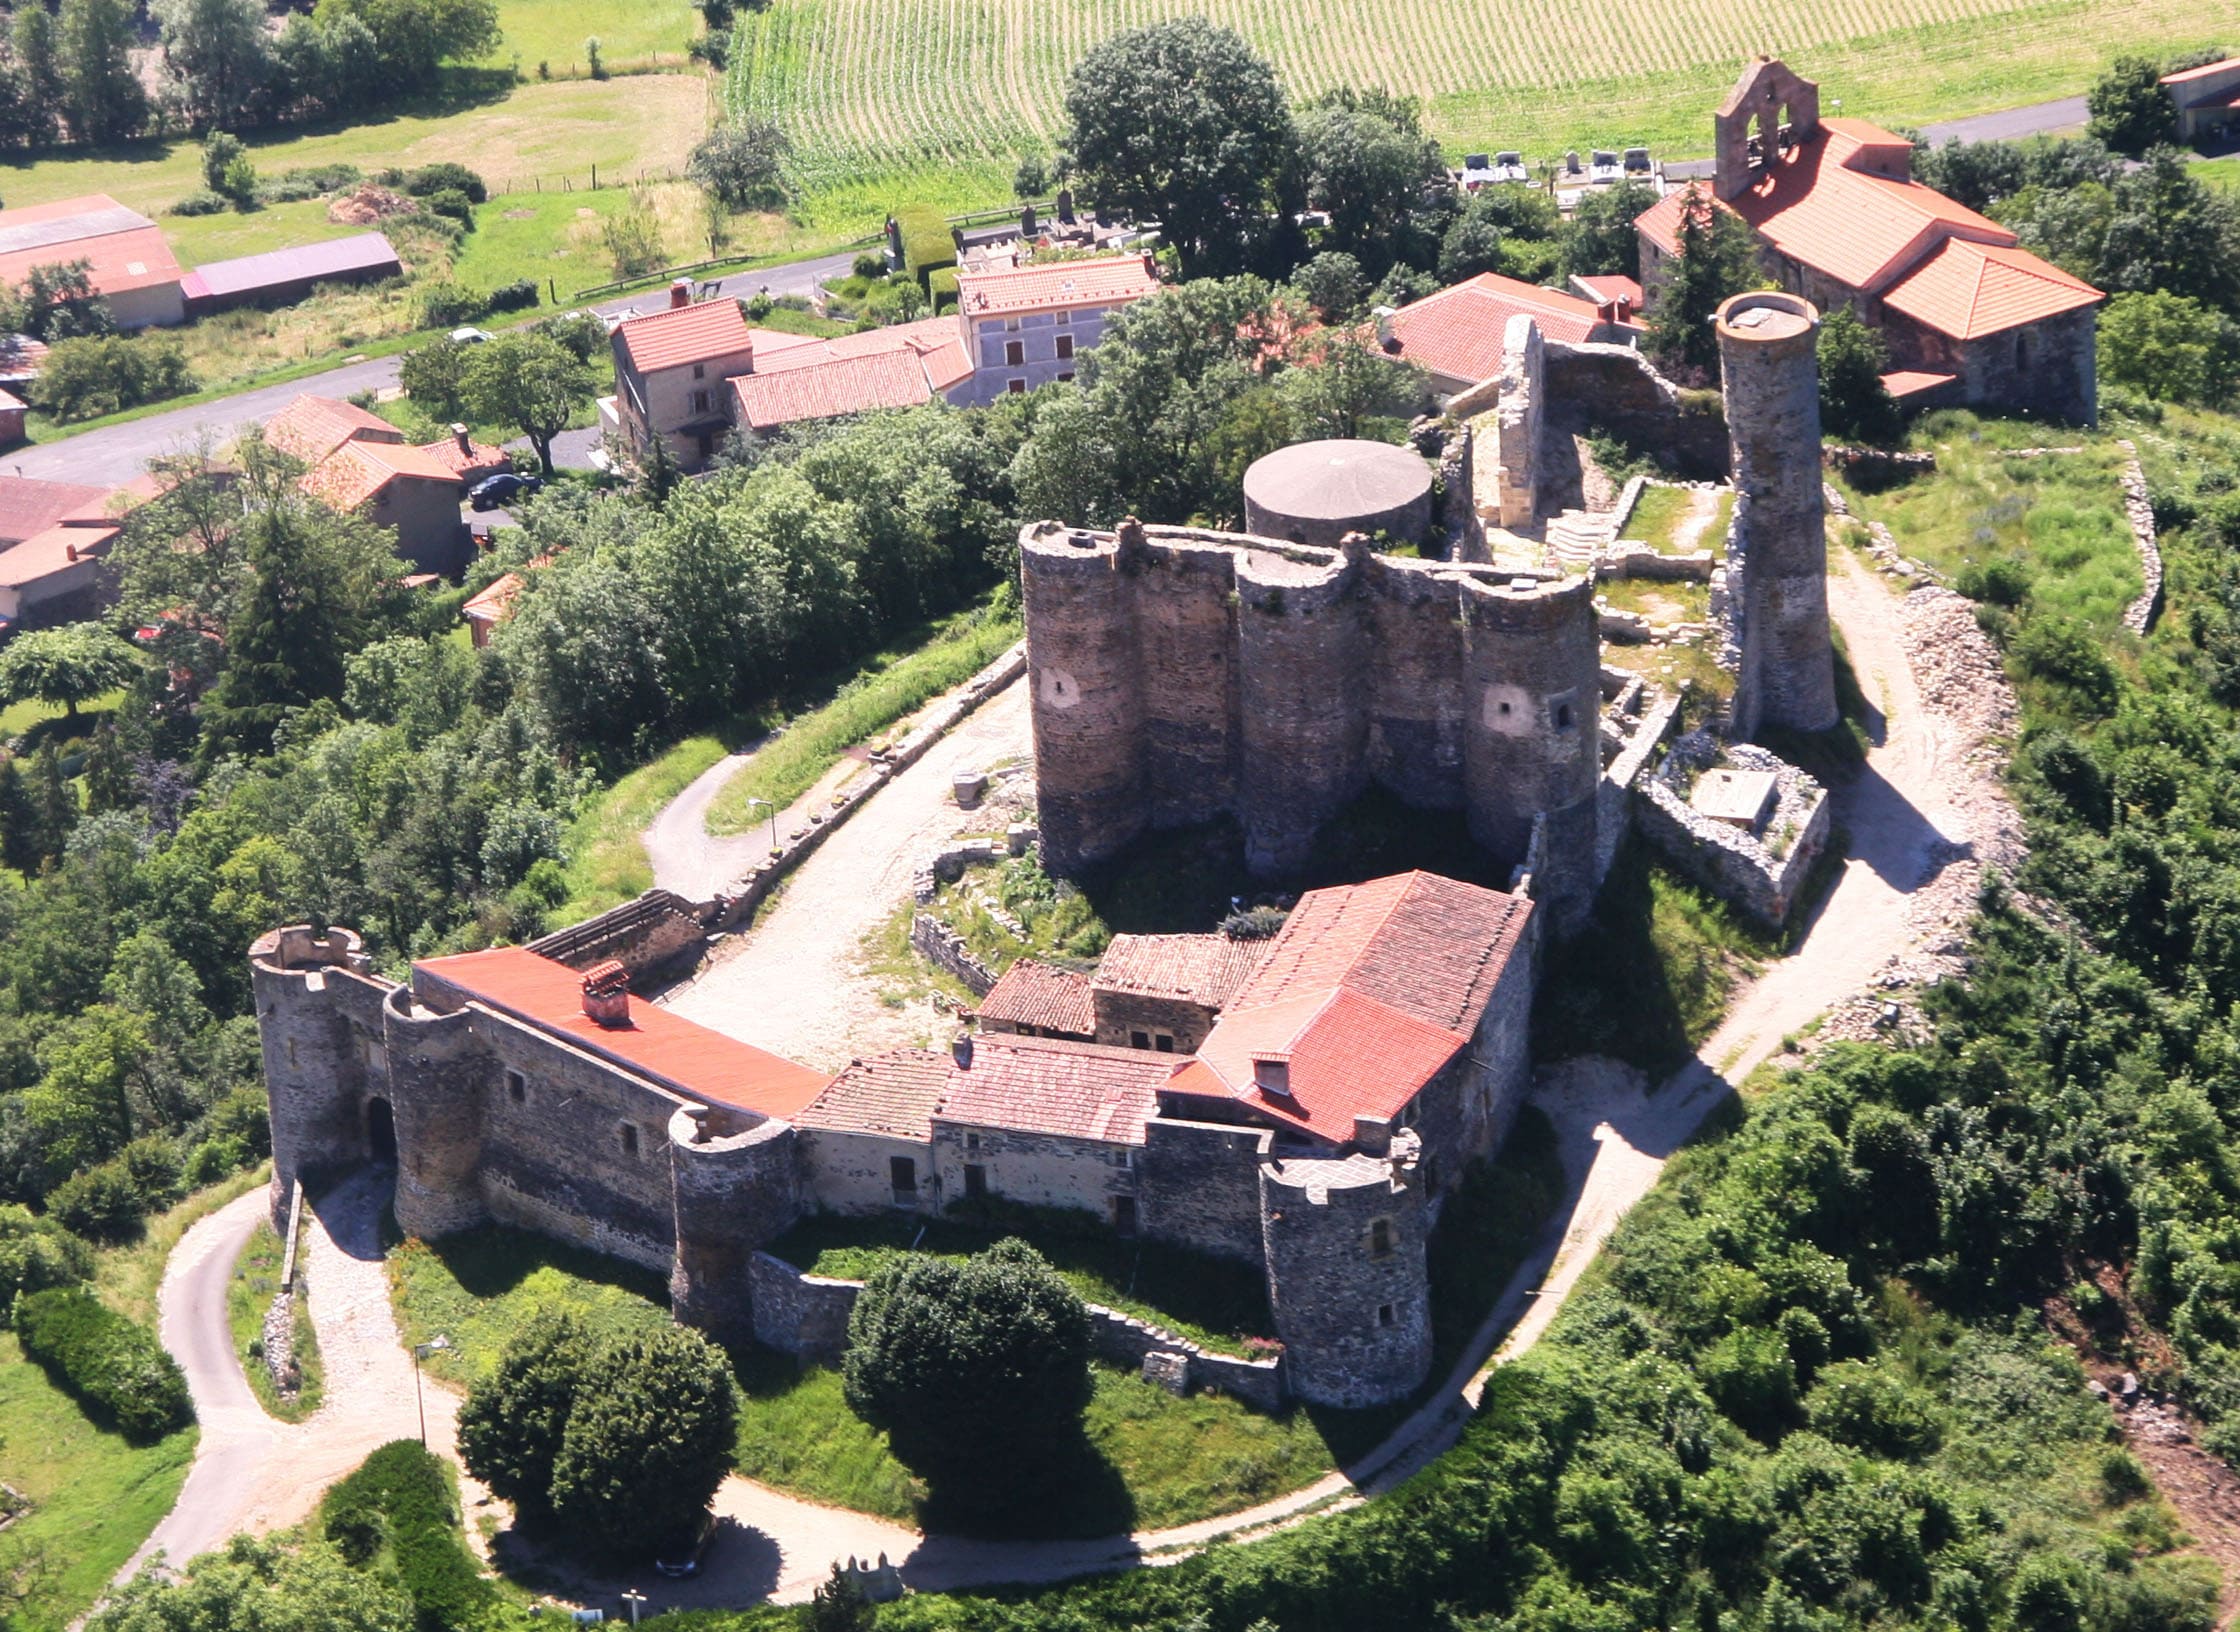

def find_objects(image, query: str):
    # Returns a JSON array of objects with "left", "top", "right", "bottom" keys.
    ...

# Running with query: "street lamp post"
[
  {"left": 413, "top": 1335, "right": 450, "bottom": 1447},
  {"left": 620, "top": 1591, "right": 647, "bottom": 1627},
  {"left": 746, "top": 797, "right": 777, "bottom": 855}
]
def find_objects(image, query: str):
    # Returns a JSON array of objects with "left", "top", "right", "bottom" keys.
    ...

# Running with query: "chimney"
[
  {"left": 1252, "top": 1052, "right": 1293, "bottom": 1098},
  {"left": 951, "top": 1032, "right": 974, "bottom": 1069},
  {"left": 450, "top": 422, "right": 472, "bottom": 455},
  {"left": 669, "top": 278, "right": 692, "bottom": 309},
  {"left": 1141, "top": 250, "right": 1156, "bottom": 278},
  {"left": 580, "top": 959, "right": 631, "bottom": 1027}
]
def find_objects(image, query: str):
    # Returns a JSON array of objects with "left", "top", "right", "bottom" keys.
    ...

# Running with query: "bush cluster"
[
  {"left": 486, "top": 279, "right": 539, "bottom": 314},
  {"left": 321, "top": 1440, "right": 493, "bottom": 1631},
  {"left": 15, "top": 1288, "right": 193, "bottom": 1440},
  {"left": 32, "top": 335, "right": 196, "bottom": 422},
  {"left": 418, "top": 283, "right": 487, "bottom": 330}
]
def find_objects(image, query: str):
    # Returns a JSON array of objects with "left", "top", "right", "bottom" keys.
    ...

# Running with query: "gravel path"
[
  {"left": 641, "top": 749, "right": 765, "bottom": 900},
  {"left": 663, "top": 680, "right": 1031, "bottom": 1071}
]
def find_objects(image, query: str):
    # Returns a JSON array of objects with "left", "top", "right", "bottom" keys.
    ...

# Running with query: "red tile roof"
[
  {"left": 2161, "top": 56, "right": 2240, "bottom": 84},
  {"left": 1384, "top": 273, "right": 1617, "bottom": 385},
  {"left": 302, "top": 438, "right": 463, "bottom": 512},
  {"left": 462, "top": 571, "right": 526, "bottom": 627},
  {"left": 0, "top": 195, "right": 181, "bottom": 298},
  {"left": 1879, "top": 236, "right": 2101, "bottom": 340},
  {"left": 933, "top": 1034, "right": 1177, "bottom": 1144},
  {"left": 265, "top": 394, "right": 404, "bottom": 464},
  {"left": 1573, "top": 274, "right": 1644, "bottom": 307},
  {"left": 613, "top": 299, "right": 756, "bottom": 375},
  {"left": 798, "top": 1049, "right": 957, "bottom": 1139},
  {"left": 1177, "top": 872, "right": 1534, "bottom": 1142},
  {"left": 732, "top": 348, "right": 934, "bottom": 431},
  {"left": 977, "top": 960, "right": 1097, "bottom": 1038},
  {"left": 956, "top": 254, "right": 1160, "bottom": 317},
  {"left": 0, "top": 475, "right": 110, "bottom": 543},
  {"left": 750, "top": 315, "right": 974, "bottom": 396},
  {"left": 1093, "top": 934, "right": 1267, "bottom": 1009},
  {"left": 416, "top": 433, "right": 510, "bottom": 479},
  {"left": 415, "top": 946, "right": 830, "bottom": 1119},
  {"left": 1880, "top": 369, "right": 1957, "bottom": 399},
  {"left": 0, "top": 522, "right": 118, "bottom": 589}
]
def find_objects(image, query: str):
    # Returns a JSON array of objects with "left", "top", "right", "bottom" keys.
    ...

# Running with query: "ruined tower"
[{"left": 1718, "top": 291, "right": 1837, "bottom": 739}]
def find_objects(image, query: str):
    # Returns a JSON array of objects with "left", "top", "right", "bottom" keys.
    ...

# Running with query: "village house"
[
  {"left": 2162, "top": 57, "right": 2240, "bottom": 145},
  {"left": 1635, "top": 58, "right": 2102, "bottom": 423},
  {"left": 0, "top": 195, "right": 186, "bottom": 330},
  {"left": 0, "top": 474, "right": 138, "bottom": 632},
  {"left": 264, "top": 394, "right": 507, "bottom": 576},
  {"left": 1380, "top": 271, "right": 1641, "bottom": 398}
]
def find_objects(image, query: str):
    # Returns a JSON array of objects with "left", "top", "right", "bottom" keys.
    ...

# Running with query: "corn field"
[{"left": 724, "top": 0, "right": 2232, "bottom": 215}]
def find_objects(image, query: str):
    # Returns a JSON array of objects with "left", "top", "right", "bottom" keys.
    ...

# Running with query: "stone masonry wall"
[
  {"left": 930, "top": 1119, "right": 1136, "bottom": 1221},
  {"left": 527, "top": 889, "right": 711, "bottom": 980},
  {"left": 1138, "top": 1117, "right": 1272, "bottom": 1268},
  {"left": 909, "top": 914, "right": 997, "bottom": 995},
  {"left": 1634, "top": 740, "right": 1831, "bottom": 930}
]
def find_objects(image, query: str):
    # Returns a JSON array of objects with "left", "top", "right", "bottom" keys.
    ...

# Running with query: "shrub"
[
  {"left": 118, "top": 1135, "right": 184, "bottom": 1208},
  {"left": 183, "top": 1135, "right": 250, "bottom": 1187},
  {"left": 15, "top": 1288, "right": 192, "bottom": 1440},
  {"left": 486, "top": 279, "right": 539, "bottom": 314},
  {"left": 1804, "top": 1360, "right": 1944, "bottom": 1458},
  {"left": 1221, "top": 904, "right": 1289, "bottom": 939},
  {"left": 1955, "top": 556, "right": 2033, "bottom": 608},
  {"left": 927, "top": 266, "right": 959, "bottom": 313},
  {"left": 2013, "top": 614, "right": 2120, "bottom": 713},
  {"left": 421, "top": 188, "right": 476, "bottom": 227},
  {"left": 851, "top": 251, "right": 886, "bottom": 280},
  {"left": 0, "top": 1206, "right": 89, "bottom": 1319},
  {"left": 418, "top": 283, "right": 487, "bottom": 329},
  {"left": 403, "top": 163, "right": 487, "bottom": 205},
  {"left": 895, "top": 203, "right": 954, "bottom": 289},
  {"left": 323, "top": 1440, "right": 493, "bottom": 1630},
  {"left": 168, "top": 191, "right": 230, "bottom": 217},
  {"left": 45, "top": 1161, "right": 146, "bottom": 1242},
  {"left": 548, "top": 1327, "right": 738, "bottom": 1561},
  {"left": 31, "top": 336, "right": 195, "bottom": 422}
]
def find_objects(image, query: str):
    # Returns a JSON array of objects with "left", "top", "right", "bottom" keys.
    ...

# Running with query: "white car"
[{"left": 449, "top": 326, "right": 493, "bottom": 345}]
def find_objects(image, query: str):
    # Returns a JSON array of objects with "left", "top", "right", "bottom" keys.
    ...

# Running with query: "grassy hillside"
[{"left": 728, "top": 0, "right": 2234, "bottom": 228}]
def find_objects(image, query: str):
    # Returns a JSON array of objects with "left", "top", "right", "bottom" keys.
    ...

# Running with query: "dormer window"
[{"left": 1253, "top": 1053, "right": 1293, "bottom": 1099}]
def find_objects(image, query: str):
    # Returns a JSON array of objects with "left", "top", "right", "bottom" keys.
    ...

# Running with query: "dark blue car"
[{"left": 469, "top": 471, "right": 540, "bottom": 512}]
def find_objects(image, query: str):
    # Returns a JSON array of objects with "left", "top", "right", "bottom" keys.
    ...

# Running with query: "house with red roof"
[
  {"left": 2162, "top": 57, "right": 2240, "bottom": 145},
  {"left": 1380, "top": 271, "right": 1641, "bottom": 396},
  {"left": 264, "top": 394, "right": 503, "bottom": 575},
  {"left": 603, "top": 282, "right": 762, "bottom": 469},
  {"left": 1636, "top": 59, "right": 2102, "bottom": 422},
  {"left": 950, "top": 252, "right": 1161, "bottom": 403},
  {"left": 0, "top": 196, "right": 186, "bottom": 330},
  {"left": 0, "top": 473, "right": 146, "bottom": 631}
]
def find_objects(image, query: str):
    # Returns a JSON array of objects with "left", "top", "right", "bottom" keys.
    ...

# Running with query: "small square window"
[
  {"left": 1055, "top": 334, "right": 1074, "bottom": 360},
  {"left": 1153, "top": 1034, "right": 1174, "bottom": 1053},
  {"left": 692, "top": 362, "right": 706, "bottom": 380},
  {"left": 1130, "top": 1030, "right": 1150, "bottom": 1050},
  {"left": 1007, "top": 379, "right": 1026, "bottom": 395},
  {"left": 620, "top": 1124, "right": 640, "bottom": 1157},
  {"left": 506, "top": 1069, "right": 527, "bottom": 1104},
  {"left": 1004, "top": 340, "right": 1024, "bottom": 366},
  {"left": 1057, "top": 371, "right": 1075, "bottom": 384},
  {"left": 1377, "top": 1303, "right": 1396, "bottom": 1328},
  {"left": 966, "top": 1131, "right": 981, "bottom": 1153}
]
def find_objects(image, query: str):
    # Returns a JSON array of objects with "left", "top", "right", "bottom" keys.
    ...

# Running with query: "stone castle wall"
[
  {"left": 527, "top": 889, "right": 712, "bottom": 981},
  {"left": 1260, "top": 1142, "right": 1432, "bottom": 1409},
  {"left": 1021, "top": 520, "right": 1602, "bottom": 929}
]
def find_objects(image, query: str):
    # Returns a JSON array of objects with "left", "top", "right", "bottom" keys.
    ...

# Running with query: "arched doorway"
[{"left": 366, "top": 1097, "right": 397, "bottom": 1163}]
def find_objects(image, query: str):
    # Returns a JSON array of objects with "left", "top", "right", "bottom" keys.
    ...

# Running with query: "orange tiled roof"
[
  {"left": 797, "top": 1049, "right": 957, "bottom": 1139},
  {"left": 462, "top": 571, "right": 525, "bottom": 626},
  {"left": 0, "top": 195, "right": 180, "bottom": 298},
  {"left": 977, "top": 960, "right": 1097, "bottom": 1038},
  {"left": 1573, "top": 274, "right": 1644, "bottom": 307},
  {"left": 264, "top": 394, "right": 403, "bottom": 464},
  {"left": 732, "top": 348, "right": 935, "bottom": 432},
  {"left": 2161, "top": 56, "right": 2240, "bottom": 84},
  {"left": 414, "top": 946, "right": 830, "bottom": 1120},
  {"left": 956, "top": 254, "right": 1160, "bottom": 318},
  {"left": 416, "top": 434, "right": 510, "bottom": 478},
  {"left": 933, "top": 1034, "right": 1178, "bottom": 1144},
  {"left": 613, "top": 299, "right": 755, "bottom": 375},
  {"left": 1176, "top": 872, "right": 1534, "bottom": 1142},
  {"left": 1878, "top": 236, "right": 2103, "bottom": 340},
  {"left": 0, "top": 475, "right": 110, "bottom": 544},
  {"left": 0, "top": 522, "right": 118, "bottom": 589},
  {"left": 752, "top": 315, "right": 974, "bottom": 394},
  {"left": 1093, "top": 934, "right": 1268, "bottom": 1009},
  {"left": 1384, "top": 273, "right": 1616, "bottom": 384},
  {"left": 302, "top": 439, "right": 463, "bottom": 512},
  {"left": 1880, "top": 369, "right": 1957, "bottom": 398}
]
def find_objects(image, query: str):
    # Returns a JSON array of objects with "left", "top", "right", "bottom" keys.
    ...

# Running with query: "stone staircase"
[{"left": 1544, "top": 508, "right": 1619, "bottom": 569}]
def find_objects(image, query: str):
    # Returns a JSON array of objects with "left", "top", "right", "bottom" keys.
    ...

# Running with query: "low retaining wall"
[
  {"left": 529, "top": 888, "right": 713, "bottom": 978},
  {"left": 712, "top": 644, "right": 1028, "bottom": 932},
  {"left": 1635, "top": 740, "right": 1830, "bottom": 930},
  {"left": 747, "top": 1249, "right": 1287, "bottom": 1407},
  {"left": 2116, "top": 440, "right": 2162, "bottom": 635},
  {"left": 910, "top": 914, "right": 997, "bottom": 996}
]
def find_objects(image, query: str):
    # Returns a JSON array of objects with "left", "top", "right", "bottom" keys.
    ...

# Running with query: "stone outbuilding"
[{"left": 1242, "top": 439, "right": 1434, "bottom": 549}]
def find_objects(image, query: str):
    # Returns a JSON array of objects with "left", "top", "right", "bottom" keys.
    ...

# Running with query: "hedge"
[
  {"left": 324, "top": 1440, "right": 494, "bottom": 1632},
  {"left": 896, "top": 203, "right": 954, "bottom": 290},
  {"left": 15, "top": 1288, "right": 192, "bottom": 1441},
  {"left": 928, "top": 266, "right": 960, "bottom": 314}
]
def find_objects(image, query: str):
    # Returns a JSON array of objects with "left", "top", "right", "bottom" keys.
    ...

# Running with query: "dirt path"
[
  {"left": 664, "top": 680, "right": 1031, "bottom": 1070},
  {"left": 642, "top": 750, "right": 765, "bottom": 901}
]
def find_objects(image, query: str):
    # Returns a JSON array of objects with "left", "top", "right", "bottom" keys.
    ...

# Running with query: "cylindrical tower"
[
  {"left": 1365, "top": 555, "right": 1467, "bottom": 810},
  {"left": 1460, "top": 573, "right": 1600, "bottom": 934},
  {"left": 251, "top": 925, "right": 374, "bottom": 1231},
  {"left": 1242, "top": 439, "right": 1434, "bottom": 549},
  {"left": 668, "top": 1106, "right": 800, "bottom": 1344},
  {"left": 1259, "top": 1142, "right": 1431, "bottom": 1409},
  {"left": 1235, "top": 542, "right": 1369, "bottom": 876},
  {"left": 1133, "top": 538, "right": 1241, "bottom": 828},
  {"left": 381, "top": 986, "right": 489, "bottom": 1239},
  {"left": 1717, "top": 291, "right": 1837, "bottom": 738},
  {"left": 1019, "top": 521, "right": 1145, "bottom": 874}
]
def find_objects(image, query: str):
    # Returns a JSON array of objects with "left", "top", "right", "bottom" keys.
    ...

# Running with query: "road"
[
  {"left": 8, "top": 249, "right": 861, "bottom": 490},
  {"left": 1920, "top": 95, "right": 2088, "bottom": 147}
]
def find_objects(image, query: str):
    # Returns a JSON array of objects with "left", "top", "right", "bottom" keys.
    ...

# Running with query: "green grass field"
[
  {"left": 478, "top": 0, "right": 703, "bottom": 79},
  {"left": 727, "top": 0, "right": 2234, "bottom": 227}
]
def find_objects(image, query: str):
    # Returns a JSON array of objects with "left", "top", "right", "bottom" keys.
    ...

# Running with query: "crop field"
[{"left": 727, "top": 0, "right": 2233, "bottom": 225}]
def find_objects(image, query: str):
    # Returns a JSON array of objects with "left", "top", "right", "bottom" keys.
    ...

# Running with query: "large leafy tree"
[
  {"left": 842, "top": 1238, "right": 1092, "bottom": 1491},
  {"left": 2086, "top": 54, "right": 2178, "bottom": 156},
  {"left": 1562, "top": 179, "right": 1660, "bottom": 281},
  {"left": 88, "top": 1534, "right": 413, "bottom": 1632},
  {"left": 457, "top": 1313, "right": 591, "bottom": 1518},
  {"left": 461, "top": 333, "right": 596, "bottom": 476},
  {"left": 547, "top": 1326, "right": 738, "bottom": 1560},
  {"left": 688, "top": 119, "right": 792, "bottom": 211},
  {"left": 1063, "top": 18, "right": 1298, "bottom": 273},
  {"left": 2096, "top": 289, "right": 2240, "bottom": 407},
  {"left": 1816, "top": 305, "right": 1904, "bottom": 445},
  {"left": 1295, "top": 88, "right": 1445, "bottom": 272},
  {"left": 0, "top": 623, "right": 139, "bottom": 722},
  {"left": 54, "top": 0, "right": 146, "bottom": 143},
  {"left": 154, "top": 0, "right": 275, "bottom": 133},
  {"left": 1645, "top": 185, "right": 1761, "bottom": 382}
]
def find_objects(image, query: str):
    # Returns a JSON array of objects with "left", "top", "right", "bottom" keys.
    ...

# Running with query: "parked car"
[
  {"left": 653, "top": 1511, "right": 716, "bottom": 1579},
  {"left": 469, "top": 471, "right": 540, "bottom": 511},
  {"left": 1588, "top": 150, "right": 1624, "bottom": 185},
  {"left": 450, "top": 326, "right": 493, "bottom": 345},
  {"left": 1492, "top": 150, "right": 1530, "bottom": 183}
]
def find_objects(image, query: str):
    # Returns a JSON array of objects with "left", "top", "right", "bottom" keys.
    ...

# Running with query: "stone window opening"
[
  {"left": 692, "top": 362, "right": 706, "bottom": 380},
  {"left": 286, "top": 1037, "right": 298, "bottom": 1067},
  {"left": 1554, "top": 700, "right": 1574, "bottom": 731},
  {"left": 1111, "top": 1195, "right": 1138, "bottom": 1235},
  {"left": 1153, "top": 1032, "right": 1175, "bottom": 1053},
  {"left": 966, "top": 1131, "right": 981, "bottom": 1153},
  {"left": 1377, "top": 1302, "right": 1396, "bottom": 1328},
  {"left": 890, "top": 1156, "right": 918, "bottom": 1196},
  {"left": 963, "top": 1163, "right": 987, "bottom": 1198},
  {"left": 1130, "top": 1030, "right": 1151, "bottom": 1050},
  {"left": 2015, "top": 330, "right": 2032, "bottom": 372},
  {"left": 1367, "top": 1216, "right": 1395, "bottom": 1258},
  {"left": 619, "top": 1123, "right": 640, "bottom": 1157},
  {"left": 506, "top": 1069, "right": 527, "bottom": 1105},
  {"left": 1057, "top": 371, "right": 1075, "bottom": 384},
  {"left": 1005, "top": 339, "right": 1024, "bottom": 367}
]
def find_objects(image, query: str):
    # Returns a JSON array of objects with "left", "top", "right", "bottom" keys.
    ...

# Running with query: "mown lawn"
[
  {"left": 386, "top": 1227, "right": 672, "bottom": 1388},
  {"left": 477, "top": 0, "right": 702, "bottom": 79},
  {"left": 553, "top": 733, "right": 735, "bottom": 922}
]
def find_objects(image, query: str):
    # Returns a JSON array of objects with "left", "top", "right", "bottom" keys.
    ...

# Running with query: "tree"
[
  {"left": 154, "top": 0, "right": 275, "bottom": 133},
  {"left": 547, "top": 1326, "right": 738, "bottom": 1560},
  {"left": 10, "top": 5, "right": 58, "bottom": 143},
  {"left": 1012, "top": 152, "right": 1049, "bottom": 200},
  {"left": 1295, "top": 89, "right": 1444, "bottom": 270},
  {"left": 2087, "top": 54, "right": 2178, "bottom": 156},
  {"left": 458, "top": 1312, "right": 590, "bottom": 1519},
  {"left": 87, "top": 1534, "right": 413, "bottom": 1632},
  {"left": 0, "top": 623, "right": 139, "bottom": 722},
  {"left": 1645, "top": 186, "right": 1760, "bottom": 382},
  {"left": 54, "top": 0, "right": 146, "bottom": 144},
  {"left": 1063, "top": 19, "right": 1298, "bottom": 273},
  {"left": 842, "top": 1238, "right": 1092, "bottom": 1490},
  {"left": 20, "top": 260, "right": 114, "bottom": 342},
  {"left": 2097, "top": 289, "right": 2240, "bottom": 406},
  {"left": 200, "top": 132, "right": 259, "bottom": 205},
  {"left": 1278, "top": 328, "right": 1427, "bottom": 441},
  {"left": 1438, "top": 193, "right": 1508, "bottom": 283},
  {"left": 33, "top": 336, "right": 193, "bottom": 421},
  {"left": 461, "top": 333, "right": 596, "bottom": 475},
  {"left": 311, "top": 0, "right": 499, "bottom": 89},
  {"left": 805, "top": 1565, "right": 876, "bottom": 1632},
  {"left": 601, "top": 188, "right": 665, "bottom": 279},
  {"left": 397, "top": 336, "right": 473, "bottom": 420},
  {"left": 1291, "top": 249, "right": 1367, "bottom": 321},
  {"left": 1816, "top": 305, "right": 1904, "bottom": 444},
  {"left": 1562, "top": 180, "right": 1658, "bottom": 280},
  {"left": 688, "top": 119, "right": 791, "bottom": 211}
]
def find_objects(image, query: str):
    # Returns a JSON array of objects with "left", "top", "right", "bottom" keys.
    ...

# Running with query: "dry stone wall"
[{"left": 1635, "top": 739, "right": 1831, "bottom": 929}]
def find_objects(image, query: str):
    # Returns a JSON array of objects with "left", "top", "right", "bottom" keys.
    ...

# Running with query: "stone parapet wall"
[
  {"left": 1540, "top": 340, "right": 1729, "bottom": 480},
  {"left": 2116, "top": 440, "right": 2162, "bottom": 635},
  {"left": 527, "top": 889, "right": 712, "bottom": 980},
  {"left": 909, "top": 914, "right": 998, "bottom": 995},
  {"left": 1634, "top": 740, "right": 1830, "bottom": 929}
]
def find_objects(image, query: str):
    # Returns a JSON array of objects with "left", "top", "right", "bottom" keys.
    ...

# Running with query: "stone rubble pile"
[{"left": 2115, "top": 440, "right": 2162, "bottom": 635}]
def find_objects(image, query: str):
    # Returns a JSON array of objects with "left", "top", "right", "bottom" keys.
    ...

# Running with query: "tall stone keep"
[{"left": 1718, "top": 291, "right": 1837, "bottom": 739}]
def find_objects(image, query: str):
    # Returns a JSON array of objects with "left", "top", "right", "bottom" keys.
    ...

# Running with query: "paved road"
[
  {"left": 1920, "top": 95, "right": 2088, "bottom": 147},
  {"left": 10, "top": 248, "right": 860, "bottom": 490}
]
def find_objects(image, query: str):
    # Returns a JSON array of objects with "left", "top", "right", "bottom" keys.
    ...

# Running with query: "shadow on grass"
[
  {"left": 414, "top": 1223, "right": 671, "bottom": 1306},
  {"left": 915, "top": 1427, "right": 1135, "bottom": 1541}
]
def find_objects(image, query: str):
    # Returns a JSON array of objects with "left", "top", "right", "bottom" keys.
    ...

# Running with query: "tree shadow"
[
  {"left": 913, "top": 1426, "right": 1135, "bottom": 1541},
  {"left": 1530, "top": 839, "right": 1700, "bottom": 1073},
  {"left": 411, "top": 1222, "right": 671, "bottom": 1304}
]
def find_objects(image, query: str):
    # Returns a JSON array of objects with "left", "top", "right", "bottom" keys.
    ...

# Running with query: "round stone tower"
[
  {"left": 668, "top": 1105, "right": 800, "bottom": 1344},
  {"left": 380, "top": 985, "right": 489, "bottom": 1239},
  {"left": 1019, "top": 520, "right": 1145, "bottom": 873},
  {"left": 1717, "top": 290, "right": 1837, "bottom": 738},
  {"left": 1242, "top": 438, "right": 1435, "bottom": 549},
  {"left": 251, "top": 925, "right": 374, "bottom": 1230},
  {"left": 1459, "top": 572, "right": 1600, "bottom": 934},
  {"left": 1235, "top": 538, "right": 1370, "bottom": 876},
  {"left": 1258, "top": 1137, "right": 1432, "bottom": 1409}
]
